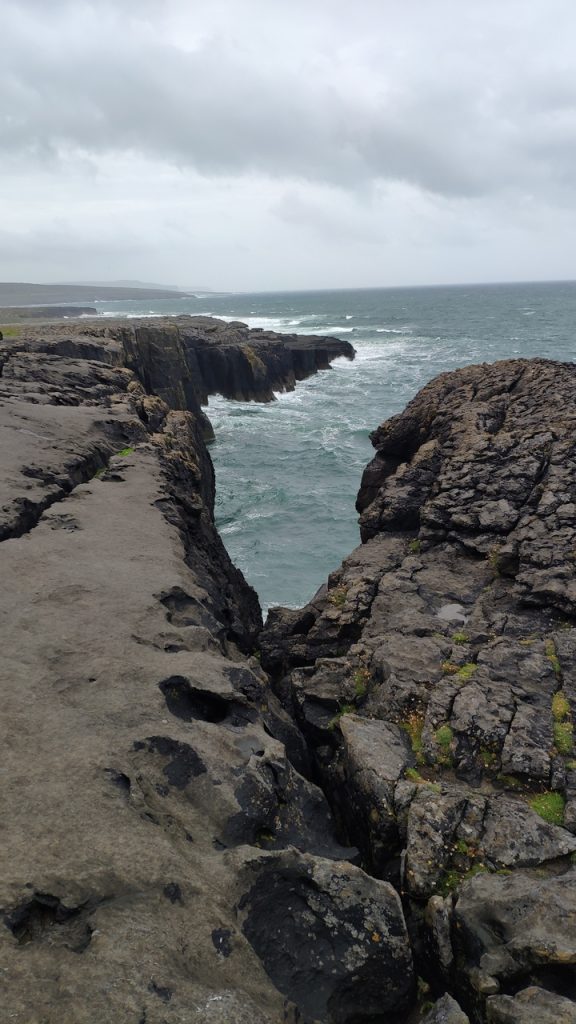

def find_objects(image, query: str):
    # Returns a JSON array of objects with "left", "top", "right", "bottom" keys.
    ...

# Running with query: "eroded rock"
[
  {"left": 261, "top": 358, "right": 576, "bottom": 1021},
  {"left": 238, "top": 850, "right": 414, "bottom": 1024}
]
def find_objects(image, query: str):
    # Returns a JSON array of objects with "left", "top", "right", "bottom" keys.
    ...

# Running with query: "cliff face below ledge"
[
  {"left": 261, "top": 357, "right": 576, "bottom": 1024},
  {"left": 4, "top": 313, "right": 355, "bottom": 417}
]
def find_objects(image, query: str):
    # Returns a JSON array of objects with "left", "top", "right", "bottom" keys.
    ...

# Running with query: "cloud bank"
[{"left": 1, "top": 0, "right": 575, "bottom": 289}]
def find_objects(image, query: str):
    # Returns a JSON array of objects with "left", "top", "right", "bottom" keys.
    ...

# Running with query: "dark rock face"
[
  {"left": 239, "top": 852, "right": 414, "bottom": 1023},
  {"left": 452, "top": 870, "right": 576, "bottom": 1006},
  {"left": 119, "top": 316, "right": 354, "bottom": 408},
  {"left": 261, "top": 358, "right": 576, "bottom": 1022}
]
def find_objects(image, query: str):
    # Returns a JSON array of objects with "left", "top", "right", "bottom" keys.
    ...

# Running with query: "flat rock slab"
[{"left": 0, "top": 325, "right": 412, "bottom": 1024}]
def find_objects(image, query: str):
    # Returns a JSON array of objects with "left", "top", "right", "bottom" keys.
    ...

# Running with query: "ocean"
[{"left": 94, "top": 280, "right": 576, "bottom": 613}]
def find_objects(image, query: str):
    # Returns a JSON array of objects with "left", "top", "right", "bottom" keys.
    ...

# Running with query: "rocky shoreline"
[{"left": 0, "top": 320, "right": 574, "bottom": 1024}]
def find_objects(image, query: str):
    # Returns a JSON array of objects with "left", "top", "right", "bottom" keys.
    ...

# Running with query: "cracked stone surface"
[{"left": 260, "top": 357, "right": 576, "bottom": 1021}]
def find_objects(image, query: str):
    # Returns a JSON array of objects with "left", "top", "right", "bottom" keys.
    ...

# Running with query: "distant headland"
[{"left": 0, "top": 280, "right": 197, "bottom": 312}]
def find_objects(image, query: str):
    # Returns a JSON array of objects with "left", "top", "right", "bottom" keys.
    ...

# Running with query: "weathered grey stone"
[
  {"left": 486, "top": 987, "right": 576, "bottom": 1024},
  {"left": 260, "top": 358, "right": 576, "bottom": 1020},
  {"left": 4, "top": 337, "right": 576, "bottom": 1023},
  {"left": 405, "top": 788, "right": 467, "bottom": 897},
  {"left": 238, "top": 850, "right": 415, "bottom": 1024},
  {"left": 452, "top": 870, "right": 576, "bottom": 997},
  {"left": 422, "top": 993, "right": 470, "bottom": 1024}
]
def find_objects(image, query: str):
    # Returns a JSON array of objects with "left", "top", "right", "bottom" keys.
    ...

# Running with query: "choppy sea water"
[{"left": 94, "top": 281, "right": 576, "bottom": 613}]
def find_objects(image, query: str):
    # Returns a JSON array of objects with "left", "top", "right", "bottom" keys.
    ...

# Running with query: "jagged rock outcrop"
[
  {"left": 261, "top": 358, "right": 576, "bottom": 1023},
  {"left": 0, "top": 321, "right": 417, "bottom": 1024},
  {"left": 10, "top": 313, "right": 354, "bottom": 410},
  {"left": 422, "top": 994, "right": 470, "bottom": 1024}
]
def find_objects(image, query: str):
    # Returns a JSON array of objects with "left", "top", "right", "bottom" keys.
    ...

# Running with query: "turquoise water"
[{"left": 95, "top": 281, "right": 576, "bottom": 612}]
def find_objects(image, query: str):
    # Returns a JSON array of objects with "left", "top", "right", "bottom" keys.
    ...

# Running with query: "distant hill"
[
  {"left": 60, "top": 280, "right": 215, "bottom": 293},
  {"left": 0, "top": 282, "right": 195, "bottom": 307},
  {"left": 59, "top": 279, "right": 192, "bottom": 292}
]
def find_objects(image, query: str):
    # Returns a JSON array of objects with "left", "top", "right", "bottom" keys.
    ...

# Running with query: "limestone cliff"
[{"left": 1, "top": 329, "right": 575, "bottom": 1024}]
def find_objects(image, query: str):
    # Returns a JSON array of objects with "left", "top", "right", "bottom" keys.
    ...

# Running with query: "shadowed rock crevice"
[
  {"left": 3, "top": 894, "right": 93, "bottom": 953},
  {"left": 159, "top": 675, "right": 257, "bottom": 726},
  {"left": 133, "top": 736, "right": 207, "bottom": 788}
]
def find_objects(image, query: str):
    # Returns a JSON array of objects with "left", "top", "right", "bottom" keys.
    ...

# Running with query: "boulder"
[
  {"left": 423, "top": 993, "right": 470, "bottom": 1023},
  {"left": 238, "top": 850, "right": 414, "bottom": 1023},
  {"left": 486, "top": 987, "right": 576, "bottom": 1024}
]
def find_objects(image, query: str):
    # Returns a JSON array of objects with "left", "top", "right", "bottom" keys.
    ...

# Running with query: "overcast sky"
[{"left": 1, "top": 0, "right": 575, "bottom": 291}]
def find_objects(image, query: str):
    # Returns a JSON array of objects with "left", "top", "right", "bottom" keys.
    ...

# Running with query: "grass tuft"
[
  {"left": 552, "top": 692, "right": 570, "bottom": 721},
  {"left": 353, "top": 667, "right": 371, "bottom": 699},
  {"left": 435, "top": 724, "right": 453, "bottom": 749},
  {"left": 552, "top": 690, "right": 573, "bottom": 755},
  {"left": 327, "top": 585, "right": 347, "bottom": 609},
  {"left": 401, "top": 711, "right": 426, "bottom": 765},
  {"left": 327, "top": 703, "right": 355, "bottom": 730},
  {"left": 545, "top": 639, "right": 562, "bottom": 677},
  {"left": 452, "top": 632, "right": 469, "bottom": 645},
  {"left": 479, "top": 747, "right": 498, "bottom": 769},
  {"left": 456, "top": 662, "right": 477, "bottom": 682},
  {"left": 554, "top": 721, "right": 574, "bottom": 756},
  {"left": 529, "top": 791, "right": 565, "bottom": 826},
  {"left": 442, "top": 661, "right": 460, "bottom": 675}
]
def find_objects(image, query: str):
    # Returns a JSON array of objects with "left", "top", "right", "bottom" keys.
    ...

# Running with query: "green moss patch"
[
  {"left": 529, "top": 791, "right": 565, "bottom": 826},
  {"left": 456, "top": 662, "right": 477, "bottom": 682},
  {"left": 452, "top": 632, "right": 469, "bottom": 645}
]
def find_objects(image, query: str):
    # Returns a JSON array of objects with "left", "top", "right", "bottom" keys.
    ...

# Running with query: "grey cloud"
[
  {"left": 2, "top": 0, "right": 576, "bottom": 200},
  {"left": 2, "top": 0, "right": 576, "bottom": 289},
  {"left": 273, "top": 188, "right": 386, "bottom": 245}
]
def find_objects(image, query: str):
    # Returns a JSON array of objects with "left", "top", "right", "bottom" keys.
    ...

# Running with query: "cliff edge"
[{"left": 1, "top": 319, "right": 414, "bottom": 1024}]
